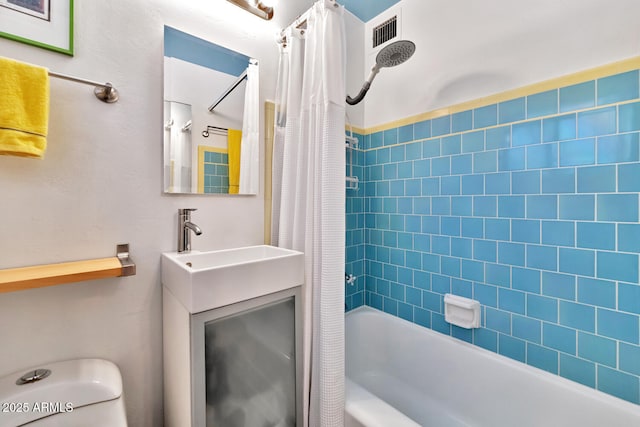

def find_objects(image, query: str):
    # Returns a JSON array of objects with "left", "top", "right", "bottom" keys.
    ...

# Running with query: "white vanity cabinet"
[
  {"left": 163, "top": 286, "right": 303, "bottom": 427},
  {"left": 161, "top": 245, "right": 304, "bottom": 427}
]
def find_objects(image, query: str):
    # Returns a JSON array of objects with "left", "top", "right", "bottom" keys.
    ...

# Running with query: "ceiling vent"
[{"left": 372, "top": 15, "right": 397, "bottom": 48}]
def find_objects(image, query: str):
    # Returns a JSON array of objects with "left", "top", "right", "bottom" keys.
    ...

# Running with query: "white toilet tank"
[{"left": 0, "top": 359, "right": 127, "bottom": 427}]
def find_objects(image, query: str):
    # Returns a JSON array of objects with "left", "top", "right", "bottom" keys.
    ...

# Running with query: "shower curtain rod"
[
  {"left": 278, "top": 0, "right": 338, "bottom": 46},
  {"left": 208, "top": 69, "right": 248, "bottom": 112}
]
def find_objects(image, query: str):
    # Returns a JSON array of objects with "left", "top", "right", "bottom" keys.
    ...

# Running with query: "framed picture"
[{"left": 0, "top": 0, "right": 73, "bottom": 55}]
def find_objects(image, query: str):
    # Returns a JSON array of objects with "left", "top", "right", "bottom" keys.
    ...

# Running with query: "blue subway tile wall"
[
  {"left": 356, "top": 70, "right": 640, "bottom": 404},
  {"left": 203, "top": 151, "right": 229, "bottom": 194},
  {"left": 345, "top": 133, "right": 366, "bottom": 311}
]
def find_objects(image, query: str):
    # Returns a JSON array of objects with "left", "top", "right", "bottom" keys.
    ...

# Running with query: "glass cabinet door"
[{"left": 191, "top": 287, "right": 300, "bottom": 427}]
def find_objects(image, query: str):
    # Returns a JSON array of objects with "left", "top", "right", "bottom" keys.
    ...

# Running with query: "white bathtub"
[{"left": 345, "top": 306, "right": 640, "bottom": 427}]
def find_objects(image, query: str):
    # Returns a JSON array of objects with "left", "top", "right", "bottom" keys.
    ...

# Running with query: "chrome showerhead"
[
  {"left": 375, "top": 40, "right": 416, "bottom": 68},
  {"left": 346, "top": 40, "right": 416, "bottom": 106}
]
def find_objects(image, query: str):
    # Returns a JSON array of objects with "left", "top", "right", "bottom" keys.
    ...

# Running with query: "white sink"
[{"left": 161, "top": 245, "right": 304, "bottom": 313}]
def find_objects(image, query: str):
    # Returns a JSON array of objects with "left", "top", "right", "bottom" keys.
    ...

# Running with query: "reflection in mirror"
[
  {"left": 164, "top": 101, "right": 193, "bottom": 193},
  {"left": 163, "top": 26, "right": 259, "bottom": 195}
]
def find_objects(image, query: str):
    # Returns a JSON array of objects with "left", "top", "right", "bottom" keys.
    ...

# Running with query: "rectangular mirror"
[{"left": 163, "top": 26, "right": 259, "bottom": 195}]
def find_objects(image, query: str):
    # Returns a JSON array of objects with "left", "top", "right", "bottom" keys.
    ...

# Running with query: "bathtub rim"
[{"left": 345, "top": 305, "right": 640, "bottom": 416}]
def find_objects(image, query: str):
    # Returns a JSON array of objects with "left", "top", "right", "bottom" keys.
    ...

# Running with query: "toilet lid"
[{"left": 0, "top": 359, "right": 123, "bottom": 426}]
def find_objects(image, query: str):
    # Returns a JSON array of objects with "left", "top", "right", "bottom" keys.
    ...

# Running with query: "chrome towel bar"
[{"left": 48, "top": 70, "right": 119, "bottom": 103}]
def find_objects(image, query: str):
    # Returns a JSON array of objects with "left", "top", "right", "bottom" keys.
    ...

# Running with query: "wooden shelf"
[{"left": 0, "top": 245, "right": 136, "bottom": 294}]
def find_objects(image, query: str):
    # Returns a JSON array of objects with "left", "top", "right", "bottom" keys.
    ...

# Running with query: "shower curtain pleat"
[
  {"left": 271, "top": 1, "right": 346, "bottom": 426},
  {"left": 271, "top": 47, "right": 289, "bottom": 246},
  {"left": 239, "top": 60, "right": 259, "bottom": 194}
]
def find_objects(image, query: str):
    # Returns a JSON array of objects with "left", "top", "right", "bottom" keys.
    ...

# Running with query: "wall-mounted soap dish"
[{"left": 444, "top": 294, "right": 480, "bottom": 329}]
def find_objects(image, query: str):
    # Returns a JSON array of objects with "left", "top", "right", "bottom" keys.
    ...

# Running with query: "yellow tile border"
[
  {"left": 197, "top": 146, "right": 205, "bottom": 193},
  {"left": 360, "top": 97, "right": 640, "bottom": 152},
  {"left": 347, "top": 123, "right": 367, "bottom": 135},
  {"left": 360, "top": 56, "right": 640, "bottom": 135},
  {"left": 264, "top": 101, "right": 275, "bottom": 245},
  {"left": 200, "top": 146, "right": 228, "bottom": 154}
]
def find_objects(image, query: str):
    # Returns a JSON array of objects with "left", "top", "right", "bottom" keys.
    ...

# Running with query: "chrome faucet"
[{"left": 178, "top": 208, "right": 202, "bottom": 253}]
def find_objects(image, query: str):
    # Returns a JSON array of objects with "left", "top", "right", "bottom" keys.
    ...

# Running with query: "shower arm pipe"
[
  {"left": 346, "top": 85, "right": 369, "bottom": 105},
  {"left": 208, "top": 69, "right": 248, "bottom": 112},
  {"left": 346, "top": 65, "right": 380, "bottom": 106}
]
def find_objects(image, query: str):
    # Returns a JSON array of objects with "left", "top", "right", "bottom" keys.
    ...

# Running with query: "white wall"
[
  {"left": 0, "top": 0, "right": 314, "bottom": 425},
  {"left": 345, "top": 10, "right": 365, "bottom": 129},
  {"left": 359, "top": 0, "right": 640, "bottom": 128}
]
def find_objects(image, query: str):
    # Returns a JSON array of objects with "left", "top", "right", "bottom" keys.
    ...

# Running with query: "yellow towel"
[
  {"left": 227, "top": 129, "right": 242, "bottom": 194},
  {"left": 0, "top": 57, "right": 49, "bottom": 158}
]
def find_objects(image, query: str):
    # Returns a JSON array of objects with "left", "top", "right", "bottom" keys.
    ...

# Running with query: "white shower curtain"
[
  {"left": 271, "top": 1, "right": 346, "bottom": 426},
  {"left": 239, "top": 59, "right": 259, "bottom": 194}
]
